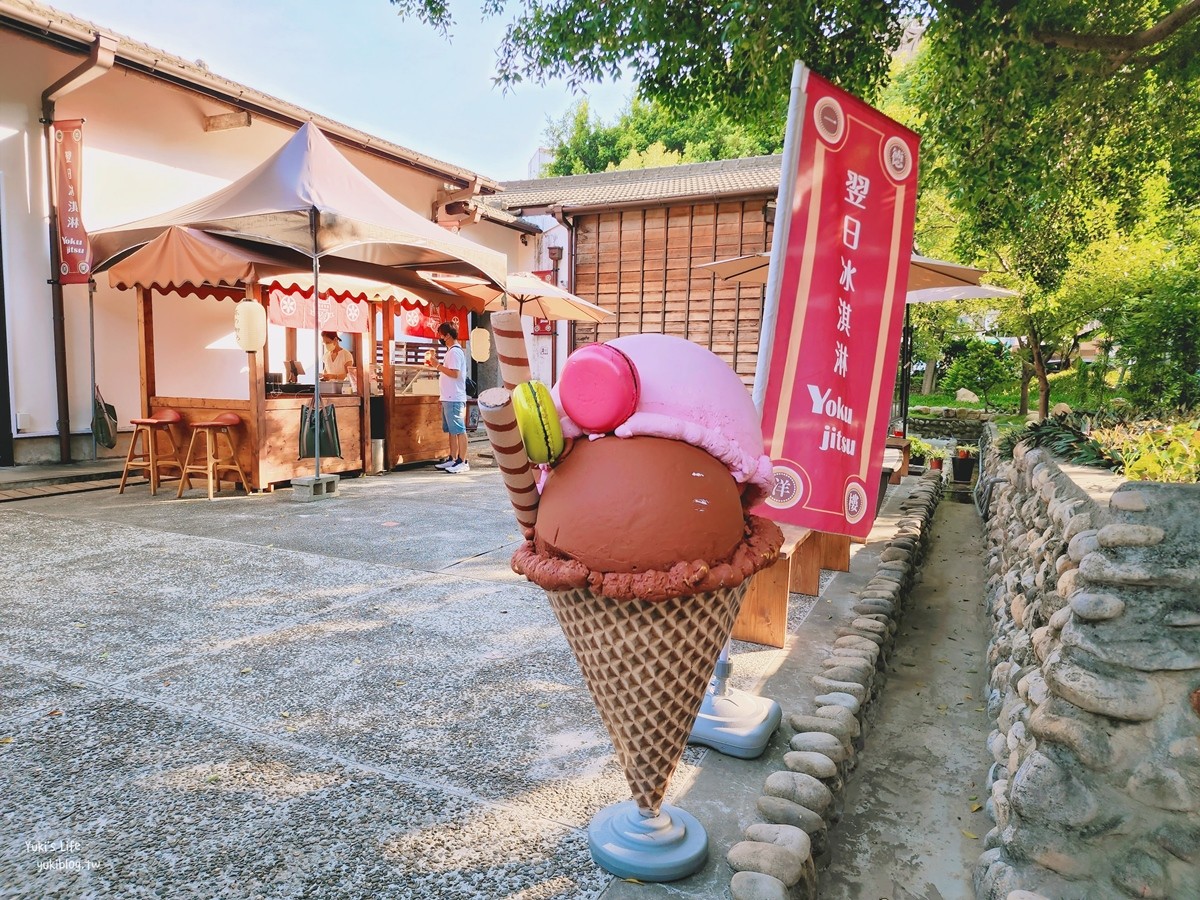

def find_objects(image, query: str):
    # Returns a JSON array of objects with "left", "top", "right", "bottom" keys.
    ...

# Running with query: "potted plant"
[
  {"left": 952, "top": 444, "right": 978, "bottom": 483},
  {"left": 927, "top": 447, "right": 946, "bottom": 471},
  {"left": 908, "top": 437, "right": 935, "bottom": 468}
]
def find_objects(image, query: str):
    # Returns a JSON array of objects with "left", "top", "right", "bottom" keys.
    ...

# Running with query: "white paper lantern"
[
  {"left": 470, "top": 326, "right": 491, "bottom": 362},
  {"left": 234, "top": 300, "right": 267, "bottom": 351}
]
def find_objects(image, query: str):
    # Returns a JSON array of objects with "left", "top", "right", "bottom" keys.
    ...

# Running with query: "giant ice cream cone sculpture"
[
  {"left": 545, "top": 581, "right": 749, "bottom": 815},
  {"left": 505, "top": 334, "right": 782, "bottom": 881}
]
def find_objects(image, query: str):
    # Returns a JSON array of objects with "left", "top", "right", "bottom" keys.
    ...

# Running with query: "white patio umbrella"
[
  {"left": 434, "top": 271, "right": 613, "bottom": 322},
  {"left": 694, "top": 251, "right": 995, "bottom": 295},
  {"left": 905, "top": 284, "right": 1018, "bottom": 304},
  {"left": 91, "top": 123, "right": 509, "bottom": 478}
]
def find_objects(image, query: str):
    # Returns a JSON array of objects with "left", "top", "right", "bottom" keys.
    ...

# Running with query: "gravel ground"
[{"left": 0, "top": 460, "right": 823, "bottom": 899}]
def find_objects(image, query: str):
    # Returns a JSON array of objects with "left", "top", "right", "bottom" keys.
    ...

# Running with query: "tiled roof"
[
  {"left": 476, "top": 204, "right": 541, "bottom": 233},
  {"left": 490, "top": 155, "right": 782, "bottom": 213}
]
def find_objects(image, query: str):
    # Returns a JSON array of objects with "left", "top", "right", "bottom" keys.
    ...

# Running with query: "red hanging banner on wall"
[
  {"left": 53, "top": 120, "right": 92, "bottom": 284},
  {"left": 267, "top": 288, "right": 370, "bottom": 333},
  {"left": 394, "top": 301, "right": 469, "bottom": 341},
  {"left": 754, "top": 69, "right": 920, "bottom": 538}
]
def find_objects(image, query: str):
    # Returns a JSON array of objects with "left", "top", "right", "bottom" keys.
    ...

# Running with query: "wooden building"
[{"left": 491, "top": 156, "right": 782, "bottom": 384}]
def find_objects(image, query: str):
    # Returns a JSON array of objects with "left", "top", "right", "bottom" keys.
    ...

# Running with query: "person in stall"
[{"left": 320, "top": 332, "right": 356, "bottom": 385}]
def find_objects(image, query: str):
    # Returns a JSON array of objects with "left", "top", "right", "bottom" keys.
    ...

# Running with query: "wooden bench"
[
  {"left": 886, "top": 436, "right": 911, "bottom": 483},
  {"left": 815, "top": 530, "right": 851, "bottom": 571},
  {"left": 734, "top": 525, "right": 825, "bottom": 647}
]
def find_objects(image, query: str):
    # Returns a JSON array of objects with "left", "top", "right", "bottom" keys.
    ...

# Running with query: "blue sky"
[{"left": 49, "top": 0, "right": 633, "bottom": 181}]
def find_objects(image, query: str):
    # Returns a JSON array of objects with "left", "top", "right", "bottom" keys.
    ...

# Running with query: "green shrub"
[
  {"left": 1092, "top": 421, "right": 1200, "bottom": 483},
  {"left": 941, "top": 340, "right": 1020, "bottom": 410},
  {"left": 908, "top": 437, "right": 937, "bottom": 459}
]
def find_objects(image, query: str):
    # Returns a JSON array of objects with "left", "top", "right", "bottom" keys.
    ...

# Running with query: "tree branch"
[{"left": 1031, "top": 0, "right": 1200, "bottom": 54}]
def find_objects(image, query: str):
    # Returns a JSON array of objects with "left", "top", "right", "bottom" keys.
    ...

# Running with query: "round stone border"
[{"left": 726, "top": 471, "right": 946, "bottom": 899}]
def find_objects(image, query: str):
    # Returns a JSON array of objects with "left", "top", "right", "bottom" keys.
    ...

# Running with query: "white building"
[{"left": 0, "top": 0, "right": 539, "bottom": 466}]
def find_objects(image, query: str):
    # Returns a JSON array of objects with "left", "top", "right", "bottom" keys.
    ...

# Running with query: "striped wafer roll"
[
  {"left": 490, "top": 310, "right": 533, "bottom": 390},
  {"left": 477, "top": 387, "right": 539, "bottom": 538}
]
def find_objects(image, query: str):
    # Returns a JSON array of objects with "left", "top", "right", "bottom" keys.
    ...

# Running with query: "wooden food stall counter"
[
  {"left": 380, "top": 362, "right": 442, "bottom": 468},
  {"left": 150, "top": 393, "right": 363, "bottom": 492}
]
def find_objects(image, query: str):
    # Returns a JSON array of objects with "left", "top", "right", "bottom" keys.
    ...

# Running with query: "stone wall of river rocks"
[
  {"left": 907, "top": 407, "right": 995, "bottom": 444},
  {"left": 974, "top": 427, "right": 1200, "bottom": 899}
]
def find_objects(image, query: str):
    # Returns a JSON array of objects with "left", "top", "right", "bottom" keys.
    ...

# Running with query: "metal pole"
[
  {"left": 89, "top": 278, "right": 96, "bottom": 459},
  {"left": 751, "top": 61, "right": 810, "bottom": 415},
  {"left": 692, "top": 62, "right": 802, "bottom": 759},
  {"left": 311, "top": 208, "right": 321, "bottom": 478},
  {"left": 902, "top": 304, "right": 913, "bottom": 437},
  {"left": 42, "top": 115, "right": 73, "bottom": 463}
]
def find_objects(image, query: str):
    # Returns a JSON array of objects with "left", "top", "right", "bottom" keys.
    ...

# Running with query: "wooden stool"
[
  {"left": 177, "top": 412, "right": 251, "bottom": 500},
  {"left": 119, "top": 408, "right": 183, "bottom": 495}
]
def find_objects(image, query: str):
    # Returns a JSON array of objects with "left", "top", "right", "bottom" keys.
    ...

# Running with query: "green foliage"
[
  {"left": 1095, "top": 421, "right": 1200, "bottom": 482},
  {"left": 541, "top": 97, "right": 782, "bottom": 176},
  {"left": 391, "top": 1, "right": 1200, "bottom": 411},
  {"left": 996, "top": 415, "right": 1121, "bottom": 469},
  {"left": 913, "top": 367, "right": 1126, "bottom": 415},
  {"left": 1047, "top": 189, "right": 1200, "bottom": 412},
  {"left": 1102, "top": 243, "right": 1200, "bottom": 410},
  {"left": 393, "top": 2, "right": 1198, "bottom": 237},
  {"left": 996, "top": 410, "right": 1200, "bottom": 482},
  {"left": 1064, "top": 357, "right": 1116, "bottom": 411},
  {"left": 914, "top": 4, "right": 1199, "bottom": 278},
  {"left": 391, "top": 0, "right": 917, "bottom": 127},
  {"left": 941, "top": 340, "right": 1020, "bottom": 409},
  {"left": 907, "top": 436, "right": 937, "bottom": 459}
]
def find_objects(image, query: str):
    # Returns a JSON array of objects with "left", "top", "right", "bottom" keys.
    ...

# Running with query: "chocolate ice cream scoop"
[{"left": 533, "top": 433, "right": 749, "bottom": 571}]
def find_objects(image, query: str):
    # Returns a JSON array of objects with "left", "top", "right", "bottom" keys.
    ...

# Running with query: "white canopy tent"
[
  {"left": 91, "top": 123, "right": 509, "bottom": 477},
  {"left": 91, "top": 123, "right": 508, "bottom": 286}
]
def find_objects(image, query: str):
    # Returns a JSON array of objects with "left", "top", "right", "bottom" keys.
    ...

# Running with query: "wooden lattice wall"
[{"left": 571, "top": 200, "right": 774, "bottom": 385}]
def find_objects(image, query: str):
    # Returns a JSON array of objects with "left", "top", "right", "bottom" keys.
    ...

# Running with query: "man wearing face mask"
[{"left": 429, "top": 322, "right": 469, "bottom": 473}]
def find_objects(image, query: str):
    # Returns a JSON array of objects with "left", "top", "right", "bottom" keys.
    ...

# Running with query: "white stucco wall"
[{"left": 0, "top": 32, "right": 64, "bottom": 440}]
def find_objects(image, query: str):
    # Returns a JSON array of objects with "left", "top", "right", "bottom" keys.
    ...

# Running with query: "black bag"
[
  {"left": 299, "top": 401, "right": 342, "bottom": 458},
  {"left": 92, "top": 385, "right": 118, "bottom": 450},
  {"left": 464, "top": 376, "right": 478, "bottom": 398}
]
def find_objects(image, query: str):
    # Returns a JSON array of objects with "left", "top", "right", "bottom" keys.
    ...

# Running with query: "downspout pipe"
[
  {"left": 550, "top": 204, "right": 576, "bottom": 360},
  {"left": 40, "top": 32, "right": 117, "bottom": 462}
]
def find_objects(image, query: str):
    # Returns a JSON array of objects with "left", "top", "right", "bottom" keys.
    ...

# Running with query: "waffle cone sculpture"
[
  {"left": 546, "top": 581, "right": 748, "bottom": 815},
  {"left": 507, "top": 334, "right": 783, "bottom": 880}
]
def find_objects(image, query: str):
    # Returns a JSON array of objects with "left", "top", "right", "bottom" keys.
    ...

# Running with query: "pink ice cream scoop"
[{"left": 553, "top": 333, "right": 773, "bottom": 504}]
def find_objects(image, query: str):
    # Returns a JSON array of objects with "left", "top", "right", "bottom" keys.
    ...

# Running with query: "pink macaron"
[{"left": 558, "top": 343, "right": 641, "bottom": 434}]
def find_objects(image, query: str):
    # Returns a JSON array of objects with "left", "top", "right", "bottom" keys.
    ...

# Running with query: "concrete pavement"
[
  {"left": 821, "top": 497, "right": 991, "bottom": 899},
  {"left": 0, "top": 454, "right": 987, "bottom": 898}
]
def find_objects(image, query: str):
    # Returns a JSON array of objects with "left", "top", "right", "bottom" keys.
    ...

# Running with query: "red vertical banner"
[
  {"left": 53, "top": 120, "right": 92, "bottom": 284},
  {"left": 755, "top": 70, "right": 920, "bottom": 537}
]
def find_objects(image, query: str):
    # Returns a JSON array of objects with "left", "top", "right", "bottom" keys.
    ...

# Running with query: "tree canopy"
[
  {"left": 392, "top": 0, "right": 1200, "bottom": 416},
  {"left": 540, "top": 97, "right": 782, "bottom": 176},
  {"left": 392, "top": 2, "right": 1198, "bottom": 272}
]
